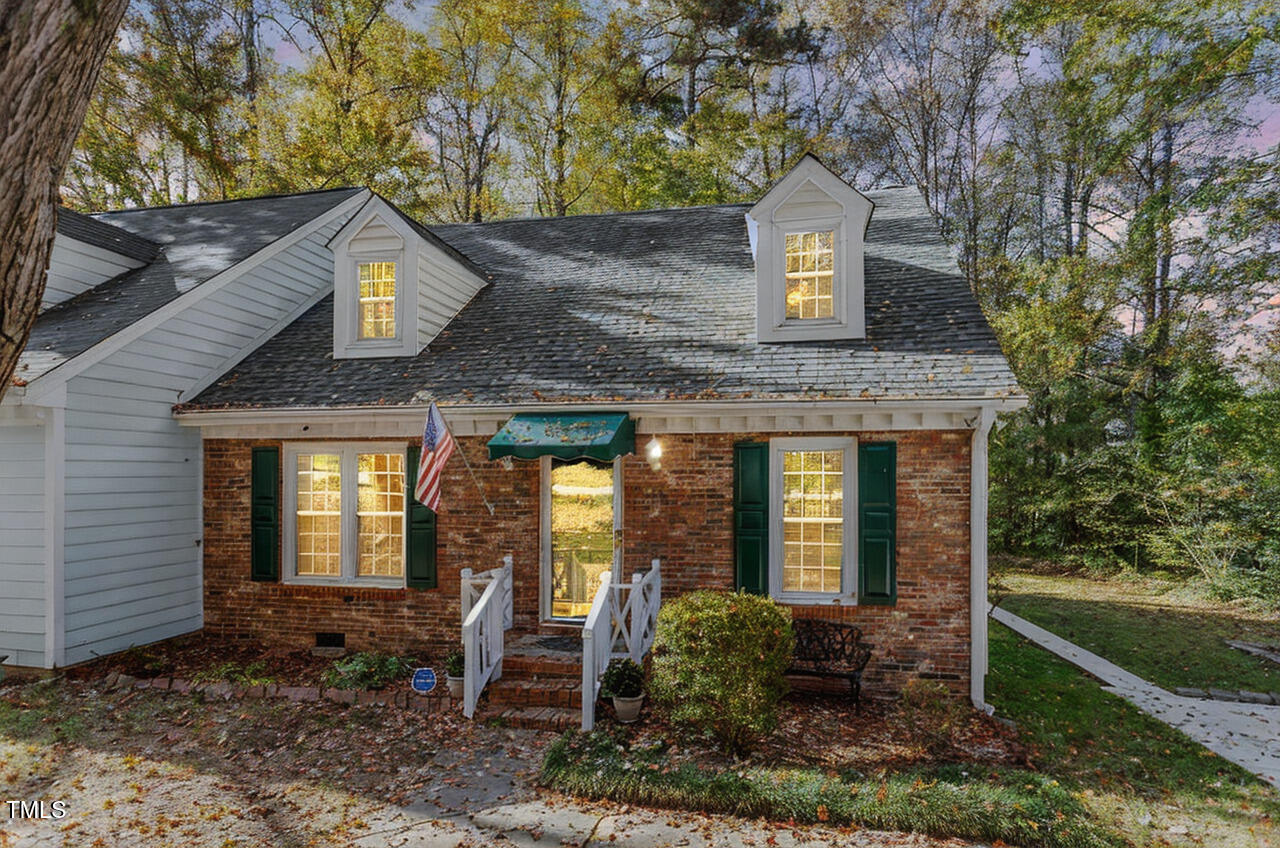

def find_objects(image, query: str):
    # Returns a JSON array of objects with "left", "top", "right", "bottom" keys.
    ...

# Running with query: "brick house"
[{"left": 3, "top": 155, "right": 1022, "bottom": 717}]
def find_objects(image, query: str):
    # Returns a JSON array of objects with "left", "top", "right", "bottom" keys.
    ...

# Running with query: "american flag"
[{"left": 415, "top": 402, "right": 455, "bottom": 511}]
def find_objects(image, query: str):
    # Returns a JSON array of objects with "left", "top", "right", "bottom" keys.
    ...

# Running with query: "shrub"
[
  {"left": 649, "top": 590, "right": 794, "bottom": 755},
  {"left": 323, "top": 652, "right": 414, "bottom": 690},
  {"left": 892, "top": 678, "right": 969, "bottom": 757},
  {"left": 601, "top": 658, "right": 644, "bottom": 698},
  {"left": 444, "top": 650, "right": 465, "bottom": 678}
]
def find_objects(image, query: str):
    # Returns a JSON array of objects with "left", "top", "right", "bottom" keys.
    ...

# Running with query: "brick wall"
[{"left": 202, "top": 430, "right": 972, "bottom": 696}]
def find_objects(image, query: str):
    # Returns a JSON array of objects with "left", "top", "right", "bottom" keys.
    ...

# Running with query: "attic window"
[
  {"left": 358, "top": 261, "right": 397, "bottom": 339},
  {"left": 784, "top": 231, "right": 834, "bottom": 320}
]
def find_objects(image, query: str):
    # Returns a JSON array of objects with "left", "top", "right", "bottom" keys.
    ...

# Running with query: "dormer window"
[
  {"left": 784, "top": 230, "right": 835, "bottom": 320},
  {"left": 329, "top": 194, "right": 488, "bottom": 360},
  {"left": 747, "top": 155, "right": 873, "bottom": 343},
  {"left": 358, "top": 260, "right": 397, "bottom": 339}
]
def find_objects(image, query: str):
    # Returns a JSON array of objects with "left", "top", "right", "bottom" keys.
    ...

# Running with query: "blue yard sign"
[{"left": 411, "top": 667, "right": 437, "bottom": 694}]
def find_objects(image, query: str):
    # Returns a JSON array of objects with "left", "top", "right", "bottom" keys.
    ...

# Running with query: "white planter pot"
[
  {"left": 612, "top": 694, "right": 644, "bottom": 723},
  {"left": 446, "top": 674, "right": 464, "bottom": 700}
]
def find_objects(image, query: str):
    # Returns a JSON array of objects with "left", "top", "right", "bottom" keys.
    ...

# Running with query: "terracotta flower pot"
[{"left": 612, "top": 694, "right": 644, "bottom": 723}]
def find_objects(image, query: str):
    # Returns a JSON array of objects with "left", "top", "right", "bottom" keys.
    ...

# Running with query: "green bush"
[
  {"left": 649, "top": 590, "right": 794, "bottom": 755},
  {"left": 323, "top": 652, "right": 414, "bottom": 690},
  {"left": 891, "top": 678, "right": 969, "bottom": 757},
  {"left": 443, "top": 650, "right": 465, "bottom": 678},
  {"left": 601, "top": 658, "right": 644, "bottom": 698}
]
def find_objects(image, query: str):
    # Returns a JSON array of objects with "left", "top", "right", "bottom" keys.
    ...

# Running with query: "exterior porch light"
[{"left": 645, "top": 437, "right": 662, "bottom": 471}]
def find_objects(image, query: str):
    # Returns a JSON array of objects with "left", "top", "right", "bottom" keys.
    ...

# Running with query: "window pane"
[
  {"left": 358, "top": 261, "right": 396, "bottom": 339},
  {"left": 297, "top": 454, "right": 341, "bottom": 576},
  {"left": 781, "top": 449, "right": 843, "bottom": 593},
  {"left": 357, "top": 452, "right": 405, "bottom": 578},
  {"left": 784, "top": 231, "right": 835, "bottom": 320}
]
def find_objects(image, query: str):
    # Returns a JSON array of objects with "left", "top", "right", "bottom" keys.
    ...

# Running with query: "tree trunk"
[{"left": 0, "top": 0, "right": 128, "bottom": 400}]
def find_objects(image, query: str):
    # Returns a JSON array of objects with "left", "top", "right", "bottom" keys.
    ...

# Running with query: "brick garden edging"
[
  {"left": 100, "top": 672, "right": 460, "bottom": 714},
  {"left": 1172, "top": 686, "right": 1280, "bottom": 705}
]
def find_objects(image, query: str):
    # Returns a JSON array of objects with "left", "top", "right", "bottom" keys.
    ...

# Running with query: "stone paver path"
[{"left": 992, "top": 606, "right": 1280, "bottom": 786}]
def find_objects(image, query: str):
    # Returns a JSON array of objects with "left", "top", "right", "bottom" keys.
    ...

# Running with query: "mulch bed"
[
  {"left": 64, "top": 632, "right": 428, "bottom": 698},
  {"left": 617, "top": 691, "right": 1028, "bottom": 774}
]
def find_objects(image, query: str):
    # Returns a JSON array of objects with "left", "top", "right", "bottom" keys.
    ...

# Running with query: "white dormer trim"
[
  {"left": 747, "top": 155, "right": 874, "bottom": 343},
  {"left": 330, "top": 198, "right": 420, "bottom": 359}
]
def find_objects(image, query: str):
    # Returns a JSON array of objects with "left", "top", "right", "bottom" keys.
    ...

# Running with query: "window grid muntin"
[
  {"left": 358, "top": 261, "right": 397, "bottom": 339},
  {"left": 296, "top": 453, "right": 342, "bottom": 576},
  {"left": 357, "top": 452, "right": 406, "bottom": 577},
  {"left": 781, "top": 449, "right": 843, "bottom": 593},
  {"left": 784, "top": 230, "right": 834, "bottom": 320}
]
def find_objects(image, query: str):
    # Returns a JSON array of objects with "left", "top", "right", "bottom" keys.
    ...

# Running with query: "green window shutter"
[
  {"left": 858, "top": 441, "right": 897, "bottom": 605},
  {"left": 250, "top": 447, "right": 280, "bottom": 582},
  {"left": 733, "top": 442, "right": 769, "bottom": 595},
  {"left": 406, "top": 445, "right": 438, "bottom": 590}
]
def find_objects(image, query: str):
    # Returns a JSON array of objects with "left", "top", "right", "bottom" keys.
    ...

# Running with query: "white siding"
[
  {"left": 42, "top": 237, "right": 146, "bottom": 311},
  {"left": 0, "top": 423, "right": 46, "bottom": 667},
  {"left": 349, "top": 218, "right": 403, "bottom": 254},
  {"left": 59, "top": 215, "right": 349, "bottom": 664},
  {"left": 772, "top": 180, "right": 843, "bottom": 223},
  {"left": 417, "top": 245, "right": 486, "bottom": 349}
]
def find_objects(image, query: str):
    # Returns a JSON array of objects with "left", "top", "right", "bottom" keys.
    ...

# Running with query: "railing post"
[
  {"left": 502, "top": 554, "right": 514, "bottom": 631},
  {"left": 581, "top": 628, "right": 595, "bottom": 732},
  {"left": 460, "top": 567, "right": 474, "bottom": 623},
  {"left": 628, "top": 572, "right": 643, "bottom": 662}
]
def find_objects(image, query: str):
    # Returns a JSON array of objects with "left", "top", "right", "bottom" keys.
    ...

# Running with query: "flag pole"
[{"left": 456, "top": 440, "right": 495, "bottom": 516}]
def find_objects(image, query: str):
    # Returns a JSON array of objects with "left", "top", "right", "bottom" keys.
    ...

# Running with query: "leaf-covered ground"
[{"left": 0, "top": 677, "right": 977, "bottom": 847}]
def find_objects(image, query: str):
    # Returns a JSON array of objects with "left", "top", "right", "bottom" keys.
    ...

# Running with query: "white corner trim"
[
  {"left": 42, "top": 397, "right": 66, "bottom": 669},
  {"left": 23, "top": 190, "right": 371, "bottom": 405},
  {"left": 969, "top": 405, "right": 996, "bottom": 709}
]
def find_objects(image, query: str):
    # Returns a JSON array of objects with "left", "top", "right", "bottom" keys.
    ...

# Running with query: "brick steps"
[
  {"left": 480, "top": 705, "right": 579, "bottom": 732},
  {"left": 500, "top": 654, "right": 580, "bottom": 679},
  {"left": 486, "top": 677, "right": 583, "bottom": 708}
]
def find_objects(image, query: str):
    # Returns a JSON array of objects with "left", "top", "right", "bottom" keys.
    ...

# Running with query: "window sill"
[
  {"left": 771, "top": 592, "right": 858, "bottom": 606},
  {"left": 282, "top": 577, "right": 407, "bottom": 590}
]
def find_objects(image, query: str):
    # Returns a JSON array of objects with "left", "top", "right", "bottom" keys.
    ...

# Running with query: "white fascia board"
[
  {"left": 175, "top": 396, "right": 1029, "bottom": 438},
  {"left": 22, "top": 190, "right": 371, "bottom": 406},
  {"left": 329, "top": 195, "right": 415, "bottom": 251}
]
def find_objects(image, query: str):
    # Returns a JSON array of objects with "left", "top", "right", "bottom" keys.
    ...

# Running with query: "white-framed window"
[
  {"left": 283, "top": 443, "right": 407, "bottom": 587},
  {"left": 784, "top": 229, "right": 835, "bottom": 320},
  {"left": 768, "top": 437, "right": 856, "bottom": 603},
  {"left": 357, "top": 260, "right": 398, "bottom": 339}
]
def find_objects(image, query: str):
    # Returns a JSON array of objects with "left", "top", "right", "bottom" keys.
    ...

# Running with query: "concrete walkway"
[{"left": 992, "top": 606, "right": 1280, "bottom": 786}]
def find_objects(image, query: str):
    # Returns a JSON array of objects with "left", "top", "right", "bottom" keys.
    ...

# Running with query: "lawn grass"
[
  {"left": 988, "top": 622, "right": 1280, "bottom": 847},
  {"left": 996, "top": 569, "right": 1280, "bottom": 693},
  {"left": 542, "top": 729, "right": 1116, "bottom": 848}
]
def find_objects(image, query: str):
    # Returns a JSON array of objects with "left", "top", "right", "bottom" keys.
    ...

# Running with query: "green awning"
[{"left": 487, "top": 412, "right": 635, "bottom": 462}]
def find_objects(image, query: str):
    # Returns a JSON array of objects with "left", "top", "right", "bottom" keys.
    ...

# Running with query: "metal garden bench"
[{"left": 787, "top": 619, "right": 873, "bottom": 711}]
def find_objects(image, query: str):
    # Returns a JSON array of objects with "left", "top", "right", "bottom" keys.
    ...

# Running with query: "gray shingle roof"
[
  {"left": 185, "top": 187, "right": 1021, "bottom": 409},
  {"left": 17, "top": 188, "right": 362, "bottom": 385},
  {"left": 56, "top": 208, "right": 159, "bottom": 262}
]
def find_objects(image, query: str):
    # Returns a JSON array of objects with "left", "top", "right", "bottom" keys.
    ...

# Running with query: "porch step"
[
  {"left": 487, "top": 676, "right": 583, "bottom": 708},
  {"left": 480, "top": 705, "right": 579, "bottom": 732},
  {"left": 500, "top": 653, "right": 581, "bottom": 679}
]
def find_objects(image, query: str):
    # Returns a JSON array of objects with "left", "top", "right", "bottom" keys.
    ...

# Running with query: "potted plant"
[
  {"left": 601, "top": 658, "right": 645, "bottom": 723},
  {"left": 444, "top": 650, "right": 465, "bottom": 699}
]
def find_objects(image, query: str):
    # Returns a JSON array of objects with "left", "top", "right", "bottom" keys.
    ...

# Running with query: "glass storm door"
[{"left": 547, "top": 459, "right": 618, "bottom": 619}]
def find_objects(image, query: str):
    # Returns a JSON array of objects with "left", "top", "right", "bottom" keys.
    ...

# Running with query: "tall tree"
[
  {"left": 413, "top": 0, "right": 519, "bottom": 222},
  {"left": 1, "top": 0, "right": 129, "bottom": 401}
]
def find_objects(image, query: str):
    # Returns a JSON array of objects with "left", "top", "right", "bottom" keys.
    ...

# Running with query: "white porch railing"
[
  {"left": 581, "top": 558, "right": 661, "bottom": 731},
  {"left": 460, "top": 554, "right": 513, "bottom": 718}
]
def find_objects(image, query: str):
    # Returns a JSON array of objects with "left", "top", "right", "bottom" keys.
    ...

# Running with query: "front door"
[{"left": 542, "top": 457, "right": 621, "bottom": 620}]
